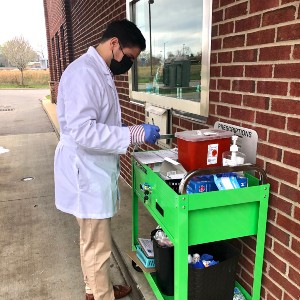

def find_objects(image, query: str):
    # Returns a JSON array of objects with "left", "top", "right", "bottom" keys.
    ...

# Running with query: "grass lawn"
[
  {"left": 0, "top": 69, "right": 50, "bottom": 89},
  {"left": 0, "top": 83, "right": 49, "bottom": 89}
]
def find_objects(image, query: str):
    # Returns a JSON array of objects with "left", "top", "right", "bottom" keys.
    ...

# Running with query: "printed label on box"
[{"left": 207, "top": 144, "right": 218, "bottom": 165}]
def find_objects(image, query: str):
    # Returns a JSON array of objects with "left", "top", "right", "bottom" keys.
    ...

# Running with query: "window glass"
[{"left": 135, "top": 0, "right": 203, "bottom": 102}]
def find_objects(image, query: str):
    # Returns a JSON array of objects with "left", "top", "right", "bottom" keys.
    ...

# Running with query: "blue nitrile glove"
[
  {"left": 208, "top": 260, "right": 219, "bottom": 266},
  {"left": 201, "top": 254, "right": 214, "bottom": 261},
  {"left": 193, "top": 261, "right": 205, "bottom": 269},
  {"left": 142, "top": 124, "right": 160, "bottom": 144}
]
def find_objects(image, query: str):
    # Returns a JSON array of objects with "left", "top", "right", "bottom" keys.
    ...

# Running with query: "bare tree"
[{"left": 2, "top": 36, "right": 37, "bottom": 85}]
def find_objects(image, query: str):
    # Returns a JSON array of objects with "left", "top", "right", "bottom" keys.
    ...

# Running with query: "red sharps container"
[{"left": 175, "top": 129, "right": 233, "bottom": 171}]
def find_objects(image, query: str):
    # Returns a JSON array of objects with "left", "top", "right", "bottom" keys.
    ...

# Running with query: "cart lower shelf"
[{"left": 142, "top": 270, "right": 252, "bottom": 300}]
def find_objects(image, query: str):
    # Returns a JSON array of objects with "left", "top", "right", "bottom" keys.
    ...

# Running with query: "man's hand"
[{"left": 142, "top": 124, "right": 160, "bottom": 144}]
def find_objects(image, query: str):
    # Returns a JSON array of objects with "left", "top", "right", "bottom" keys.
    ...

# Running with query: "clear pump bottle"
[{"left": 222, "top": 135, "right": 246, "bottom": 166}]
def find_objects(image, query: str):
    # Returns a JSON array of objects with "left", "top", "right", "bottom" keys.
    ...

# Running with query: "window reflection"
[{"left": 135, "top": 0, "right": 203, "bottom": 102}]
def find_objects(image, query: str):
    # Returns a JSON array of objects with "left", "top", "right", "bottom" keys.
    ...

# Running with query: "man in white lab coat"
[{"left": 54, "top": 19, "right": 160, "bottom": 300}]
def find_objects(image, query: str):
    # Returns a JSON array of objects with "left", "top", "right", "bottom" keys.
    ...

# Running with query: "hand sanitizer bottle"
[{"left": 222, "top": 136, "right": 246, "bottom": 166}]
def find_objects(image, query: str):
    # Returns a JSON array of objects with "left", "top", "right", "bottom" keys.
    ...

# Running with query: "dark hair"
[{"left": 100, "top": 19, "right": 146, "bottom": 51}]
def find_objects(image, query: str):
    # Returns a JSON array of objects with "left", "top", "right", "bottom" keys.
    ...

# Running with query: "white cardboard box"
[{"left": 159, "top": 157, "right": 187, "bottom": 180}]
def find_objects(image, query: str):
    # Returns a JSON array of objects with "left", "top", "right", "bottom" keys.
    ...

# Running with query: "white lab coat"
[{"left": 54, "top": 47, "right": 131, "bottom": 219}]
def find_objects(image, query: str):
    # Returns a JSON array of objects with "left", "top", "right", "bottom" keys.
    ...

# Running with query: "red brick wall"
[
  {"left": 44, "top": 0, "right": 300, "bottom": 299},
  {"left": 209, "top": 1, "right": 300, "bottom": 299},
  {"left": 43, "top": 0, "right": 63, "bottom": 102},
  {"left": 70, "top": 1, "right": 126, "bottom": 58}
]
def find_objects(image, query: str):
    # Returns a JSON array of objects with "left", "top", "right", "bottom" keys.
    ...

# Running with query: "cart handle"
[{"left": 178, "top": 164, "right": 267, "bottom": 195}]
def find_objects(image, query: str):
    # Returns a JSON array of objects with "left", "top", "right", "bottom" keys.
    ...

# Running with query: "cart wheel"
[{"left": 132, "top": 260, "right": 143, "bottom": 272}]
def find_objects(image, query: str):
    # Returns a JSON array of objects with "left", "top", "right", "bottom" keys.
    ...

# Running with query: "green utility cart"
[{"left": 131, "top": 155, "right": 269, "bottom": 300}]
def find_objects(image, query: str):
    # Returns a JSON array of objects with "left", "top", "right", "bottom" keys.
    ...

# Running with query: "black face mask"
[{"left": 110, "top": 47, "right": 133, "bottom": 75}]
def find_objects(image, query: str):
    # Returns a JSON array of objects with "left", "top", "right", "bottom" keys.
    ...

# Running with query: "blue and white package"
[
  {"left": 186, "top": 175, "right": 218, "bottom": 194},
  {"left": 225, "top": 172, "right": 248, "bottom": 188},
  {"left": 186, "top": 173, "right": 248, "bottom": 193},
  {"left": 233, "top": 287, "right": 246, "bottom": 300},
  {"left": 236, "top": 175, "right": 248, "bottom": 188},
  {"left": 213, "top": 173, "right": 248, "bottom": 190}
]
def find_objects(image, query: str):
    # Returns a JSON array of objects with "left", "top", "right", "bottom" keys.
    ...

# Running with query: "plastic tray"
[{"left": 136, "top": 245, "right": 155, "bottom": 268}]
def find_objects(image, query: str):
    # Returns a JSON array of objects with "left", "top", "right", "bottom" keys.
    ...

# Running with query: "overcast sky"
[
  {"left": 0, "top": 0, "right": 48, "bottom": 58},
  {"left": 136, "top": 0, "right": 203, "bottom": 57}
]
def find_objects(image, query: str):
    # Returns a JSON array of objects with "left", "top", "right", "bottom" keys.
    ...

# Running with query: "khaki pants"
[{"left": 77, "top": 218, "right": 114, "bottom": 300}]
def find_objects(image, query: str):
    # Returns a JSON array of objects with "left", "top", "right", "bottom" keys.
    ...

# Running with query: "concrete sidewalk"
[{"left": 0, "top": 89, "right": 154, "bottom": 300}]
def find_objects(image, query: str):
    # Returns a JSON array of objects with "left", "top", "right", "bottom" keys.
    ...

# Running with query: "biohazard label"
[{"left": 207, "top": 144, "right": 218, "bottom": 165}]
